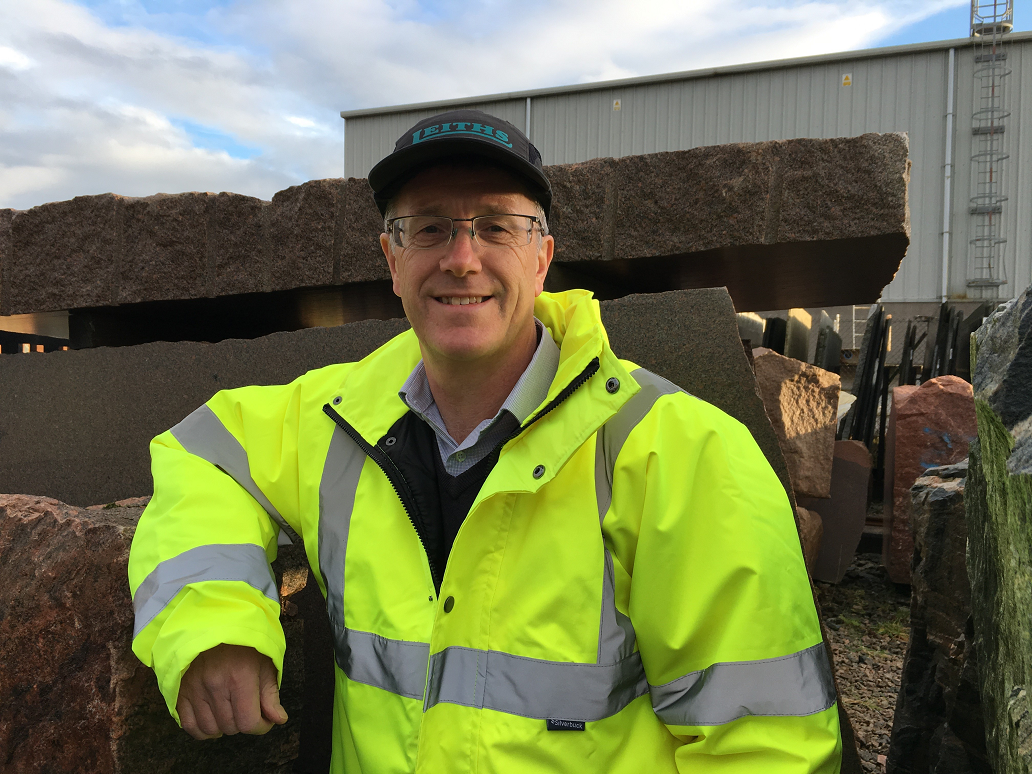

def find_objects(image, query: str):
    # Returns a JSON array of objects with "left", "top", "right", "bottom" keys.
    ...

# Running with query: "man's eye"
[{"left": 419, "top": 224, "right": 443, "bottom": 235}]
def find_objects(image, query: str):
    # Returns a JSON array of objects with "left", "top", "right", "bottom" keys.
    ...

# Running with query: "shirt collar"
[{"left": 399, "top": 317, "right": 561, "bottom": 441}]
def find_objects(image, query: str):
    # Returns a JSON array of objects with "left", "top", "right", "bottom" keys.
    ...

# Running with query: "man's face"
[{"left": 380, "top": 164, "right": 554, "bottom": 369}]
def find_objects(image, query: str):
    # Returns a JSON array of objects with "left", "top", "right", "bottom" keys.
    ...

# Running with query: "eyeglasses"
[{"left": 385, "top": 214, "right": 544, "bottom": 250}]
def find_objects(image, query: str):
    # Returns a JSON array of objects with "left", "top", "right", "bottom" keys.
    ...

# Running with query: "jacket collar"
[{"left": 329, "top": 290, "right": 640, "bottom": 474}]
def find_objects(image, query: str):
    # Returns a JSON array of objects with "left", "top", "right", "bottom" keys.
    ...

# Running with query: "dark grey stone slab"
[{"left": 0, "top": 288, "right": 792, "bottom": 509}]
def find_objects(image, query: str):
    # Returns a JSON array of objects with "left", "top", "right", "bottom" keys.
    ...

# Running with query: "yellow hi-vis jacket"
[{"left": 129, "top": 289, "right": 841, "bottom": 773}]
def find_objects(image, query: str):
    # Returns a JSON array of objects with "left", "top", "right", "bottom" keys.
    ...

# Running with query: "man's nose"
[{"left": 439, "top": 227, "right": 481, "bottom": 275}]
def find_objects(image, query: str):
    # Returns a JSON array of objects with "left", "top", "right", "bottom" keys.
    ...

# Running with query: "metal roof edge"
[{"left": 340, "top": 31, "right": 1032, "bottom": 119}]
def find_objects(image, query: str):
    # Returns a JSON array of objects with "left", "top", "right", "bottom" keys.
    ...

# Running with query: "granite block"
[
  {"left": 119, "top": 193, "right": 213, "bottom": 304},
  {"left": 883, "top": 377, "right": 976, "bottom": 584},
  {"left": 887, "top": 465, "right": 990, "bottom": 774},
  {"left": 0, "top": 317, "right": 410, "bottom": 507},
  {"left": 0, "top": 208, "right": 14, "bottom": 315},
  {"left": 777, "top": 134, "right": 910, "bottom": 243},
  {"left": 0, "top": 495, "right": 305, "bottom": 773},
  {"left": 6, "top": 194, "right": 123, "bottom": 314},
  {"left": 549, "top": 157, "right": 617, "bottom": 264},
  {"left": 602, "top": 289, "right": 795, "bottom": 501},
  {"left": 610, "top": 143, "right": 773, "bottom": 261},
  {"left": 800, "top": 440, "right": 871, "bottom": 584},
  {"left": 213, "top": 192, "right": 268, "bottom": 296},
  {"left": 338, "top": 177, "right": 391, "bottom": 285},
  {"left": 752, "top": 347, "right": 841, "bottom": 498},
  {"left": 1, "top": 134, "right": 910, "bottom": 316},
  {"left": 266, "top": 179, "right": 339, "bottom": 293}
]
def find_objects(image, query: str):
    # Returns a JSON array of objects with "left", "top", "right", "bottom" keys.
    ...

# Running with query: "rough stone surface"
[
  {"left": 266, "top": 179, "right": 339, "bottom": 293},
  {"left": 795, "top": 505, "right": 824, "bottom": 573},
  {"left": 0, "top": 207, "right": 14, "bottom": 314},
  {"left": 7, "top": 194, "right": 123, "bottom": 313},
  {"left": 338, "top": 177, "right": 391, "bottom": 285},
  {"left": 800, "top": 440, "right": 872, "bottom": 584},
  {"left": 887, "top": 463, "right": 991, "bottom": 774},
  {"left": 752, "top": 348, "right": 841, "bottom": 498},
  {"left": 883, "top": 377, "right": 977, "bottom": 584},
  {"left": 1, "top": 133, "right": 910, "bottom": 316},
  {"left": 0, "top": 288, "right": 797, "bottom": 518},
  {"left": 119, "top": 193, "right": 213, "bottom": 304},
  {"left": 212, "top": 192, "right": 268, "bottom": 296},
  {"left": 0, "top": 495, "right": 307, "bottom": 773},
  {"left": 966, "top": 285, "right": 1032, "bottom": 774}
]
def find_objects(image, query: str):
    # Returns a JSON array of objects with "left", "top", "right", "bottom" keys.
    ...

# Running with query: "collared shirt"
[{"left": 399, "top": 318, "right": 561, "bottom": 476}]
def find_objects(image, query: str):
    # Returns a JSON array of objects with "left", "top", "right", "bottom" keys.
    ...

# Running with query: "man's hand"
[{"left": 176, "top": 644, "right": 288, "bottom": 740}]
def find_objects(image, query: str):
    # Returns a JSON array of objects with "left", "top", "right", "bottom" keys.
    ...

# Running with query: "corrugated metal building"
[{"left": 341, "top": 33, "right": 1032, "bottom": 308}]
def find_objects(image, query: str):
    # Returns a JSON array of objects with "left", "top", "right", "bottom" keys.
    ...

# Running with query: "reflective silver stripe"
[
  {"left": 425, "top": 646, "right": 649, "bottom": 721},
  {"left": 317, "top": 425, "right": 432, "bottom": 698},
  {"left": 649, "top": 642, "right": 837, "bottom": 726},
  {"left": 171, "top": 404, "right": 302, "bottom": 546},
  {"left": 598, "top": 548, "right": 636, "bottom": 664},
  {"left": 336, "top": 628, "right": 430, "bottom": 700},
  {"left": 595, "top": 369, "right": 683, "bottom": 522},
  {"left": 318, "top": 426, "right": 367, "bottom": 635},
  {"left": 132, "top": 543, "right": 277, "bottom": 638}
]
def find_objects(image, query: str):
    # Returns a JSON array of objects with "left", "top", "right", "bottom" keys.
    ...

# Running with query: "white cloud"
[
  {"left": 0, "top": 45, "right": 34, "bottom": 71},
  {"left": 0, "top": 0, "right": 969, "bottom": 210}
]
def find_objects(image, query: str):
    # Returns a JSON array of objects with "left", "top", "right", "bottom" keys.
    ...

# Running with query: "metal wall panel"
[{"left": 343, "top": 37, "right": 1032, "bottom": 304}]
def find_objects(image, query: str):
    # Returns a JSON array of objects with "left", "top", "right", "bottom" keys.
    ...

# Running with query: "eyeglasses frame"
[{"left": 384, "top": 213, "right": 546, "bottom": 251}]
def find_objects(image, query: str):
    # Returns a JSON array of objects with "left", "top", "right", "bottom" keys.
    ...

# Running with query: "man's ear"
[
  {"left": 380, "top": 233, "right": 402, "bottom": 297},
  {"left": 534, "top": 234, "right": 554, "bottom": 296}
]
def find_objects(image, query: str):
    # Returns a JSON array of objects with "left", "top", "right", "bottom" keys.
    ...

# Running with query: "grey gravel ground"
[{"left": 816, "top": 553, "right": 911, "bottom": 774}]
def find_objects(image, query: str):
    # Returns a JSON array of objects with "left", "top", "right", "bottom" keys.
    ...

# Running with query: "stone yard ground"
[{"left": 816, "top": 552, "right": 912, "bottom": 773}]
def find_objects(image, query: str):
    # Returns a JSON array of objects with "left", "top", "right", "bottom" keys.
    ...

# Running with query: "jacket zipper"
[
  {"left": 321, "top": 404, "right": 442, "bottom": 587},
  {"left": 484, "top": 356, "right": 601, "bottom": 468},
  {"left": 320, "top": 355, "right": 601, "bottom": 590}
]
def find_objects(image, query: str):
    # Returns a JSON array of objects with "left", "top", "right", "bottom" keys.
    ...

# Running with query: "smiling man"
[{"left": 128, "top": 110, "right": 842, "bottom": 773}]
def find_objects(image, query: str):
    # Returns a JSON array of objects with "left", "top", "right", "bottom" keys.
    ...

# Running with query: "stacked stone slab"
[
  {"left": 883, "top": 377, "right": 978, "bottom": 584},
  {"left": 966, "top": 285, "right": 1032, "bottom": 774},
  {"left": 887, "top": 462, "right": 991, "bottom": 773},
  {"left": 0, "top": 133, "right": 910, "bottom": 321},
  {"left": 751, "top": 347, "right": 841, "bottom": 499}
]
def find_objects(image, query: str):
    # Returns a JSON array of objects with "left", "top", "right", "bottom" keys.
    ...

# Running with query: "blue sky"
[{"left": 0, "top": 0, "right": 1026, "bottom": 210}]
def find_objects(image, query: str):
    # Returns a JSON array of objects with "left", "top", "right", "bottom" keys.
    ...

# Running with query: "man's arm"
[
  {"left": 128, "top": 378, "right": 315, "bottom": 728},
  {"left": 609, "top": 389, "right": 841, "bottom": 772}
]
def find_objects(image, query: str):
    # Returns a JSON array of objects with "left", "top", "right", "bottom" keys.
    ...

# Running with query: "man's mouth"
[{"left": 435, "top": 296, "right": 487, "bottom": 306}]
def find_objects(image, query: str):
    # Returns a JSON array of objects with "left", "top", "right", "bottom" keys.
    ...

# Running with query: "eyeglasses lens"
[{"left": 392, "top": 216, "right": 534, "bottom": 249}]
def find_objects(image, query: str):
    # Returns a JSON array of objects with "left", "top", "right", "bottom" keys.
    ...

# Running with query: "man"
[{"left": 129, "top": 109, "right": 842, "bottom": 772}]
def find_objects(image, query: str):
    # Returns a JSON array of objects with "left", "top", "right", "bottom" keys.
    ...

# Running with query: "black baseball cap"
[{"left": 368, "top": 109, "right": 552, "bottom": 218}]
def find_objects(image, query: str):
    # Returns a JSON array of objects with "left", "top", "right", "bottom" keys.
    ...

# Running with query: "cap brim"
[{"left": 369, "top": 136, "right": 551, "bottom": 215}]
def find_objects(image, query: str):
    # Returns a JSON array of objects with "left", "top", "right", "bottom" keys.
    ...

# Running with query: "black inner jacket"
[{"left": 377, "top": 411, "right": 516, "bottom": 591}]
